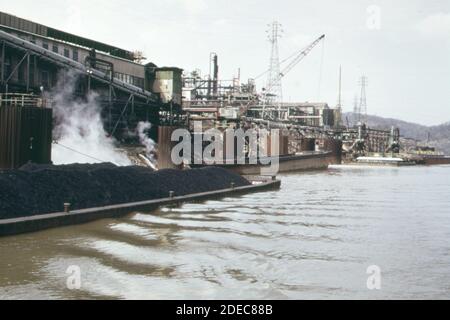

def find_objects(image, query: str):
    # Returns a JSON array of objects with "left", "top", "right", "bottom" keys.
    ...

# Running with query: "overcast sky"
[{"left": 1, "top": 0, "right": 449, "bottom": 125}]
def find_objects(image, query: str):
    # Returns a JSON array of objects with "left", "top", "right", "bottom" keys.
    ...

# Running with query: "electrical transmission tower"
[
  {"left": 265, "top": 21, "right": 283, "bottom": 105},
  {"left": 336, "top": 66, "right": 343, "bottom": 127},
  {"left": 359, "top": 75, "right": 368, "bottom": 124},
  {"left": 353, "top": 94, "right": 360, "bottom": 124}
]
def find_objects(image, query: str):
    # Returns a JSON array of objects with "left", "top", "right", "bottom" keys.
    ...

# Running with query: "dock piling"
[{"left": 64, "top": 203, "right": 71, "bottom": 213}]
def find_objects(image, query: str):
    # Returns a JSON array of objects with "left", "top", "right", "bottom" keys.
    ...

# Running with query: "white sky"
[{"left": 1, "top": 0, "right": 449, "bottom": 125}]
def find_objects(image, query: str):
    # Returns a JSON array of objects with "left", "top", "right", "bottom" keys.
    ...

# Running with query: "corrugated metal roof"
[{"left": 0, "top": 11, "right": 135, "bottom": 61}]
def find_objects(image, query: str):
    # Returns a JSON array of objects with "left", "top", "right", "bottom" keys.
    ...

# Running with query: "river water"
[{"left": 0, "top": 165, "right": 449, "bottom": 300}]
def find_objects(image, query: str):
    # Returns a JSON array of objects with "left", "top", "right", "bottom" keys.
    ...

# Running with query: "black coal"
[{"left": 0, "top": 163, "right": 250, "bottom": 219}]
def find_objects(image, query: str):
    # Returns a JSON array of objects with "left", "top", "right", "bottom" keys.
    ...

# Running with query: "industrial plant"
[
  {"left": 1, "top": 1, "right": 450, "bottom": 303},
  {"left": 0, "top": 9, "right": 449, "bottom": 233}
]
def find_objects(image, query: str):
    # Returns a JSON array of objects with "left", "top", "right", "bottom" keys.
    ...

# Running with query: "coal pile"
[{"left": 0, "top": 163, "right": 250, "bottom": 219}]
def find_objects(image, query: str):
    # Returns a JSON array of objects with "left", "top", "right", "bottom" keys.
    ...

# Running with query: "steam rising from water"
[{"left": 51, "top": 73, "right": 132, "bottom": 166}]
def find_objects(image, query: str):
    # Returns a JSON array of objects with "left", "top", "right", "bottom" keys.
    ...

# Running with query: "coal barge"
[
  {"left": 419, "top": 156, "right": 450, "bottom": 165},
  {"left": 0, "top": 163, "right": 281, "bottom": 236},
  {"left": 408, "top": 147, "right": 450, "bottom": 165}
]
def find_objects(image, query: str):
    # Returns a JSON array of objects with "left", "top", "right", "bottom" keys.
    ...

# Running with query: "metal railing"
[{"left": 0, "top": 93, "right": 50, "bottom": 108}]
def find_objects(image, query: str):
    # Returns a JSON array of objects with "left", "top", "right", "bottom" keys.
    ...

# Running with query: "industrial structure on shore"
[
  {"left": 178, "top": 24, "right": 402, "bottom": 168},
  {"left": 1, "top": 11, "right": 447, "bottom": 171},
  {"left": 0, "top": 11, "right": 183, "bottom": 169}
]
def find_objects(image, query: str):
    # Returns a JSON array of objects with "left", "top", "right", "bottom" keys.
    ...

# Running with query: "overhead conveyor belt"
[{"left": 0, "top": 30, "right": 157, "bottom": 102}]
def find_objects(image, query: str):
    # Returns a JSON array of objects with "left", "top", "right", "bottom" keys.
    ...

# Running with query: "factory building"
[
  {"left": 285, "top": 102, "right": 336, "bottom": 127},
  {"left": 0, "top": 13, "right": 146, "bottom": 90},
  {"left": 0, "top": 11, "right": 183, "bottom": 101},
  {"left": 0, "top": 11, "right": 186, "bottom": 168},
  {"left": 246, "top": 102, "right": 337, "bottom": 128},
  {"left": 0, "top": 11, "right": 184, "bottom": 141}
]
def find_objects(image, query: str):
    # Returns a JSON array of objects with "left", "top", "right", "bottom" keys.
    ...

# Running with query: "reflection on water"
[{"left": 1, "top": 165, "right": 450, "bottom": 299}]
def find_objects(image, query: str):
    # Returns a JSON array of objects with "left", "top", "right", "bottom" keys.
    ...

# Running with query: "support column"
[
  {"left": 26, "top": 51, "right": 30, "bottom": 92},
  {"left": 33, "top": 55, "right": 37, "bottom": 89},
  {"left": 1, "top": 41, "right": 5, "bottom": 84},
  {"left": 5, "top": 51, "right": 29, "bottom": 84},
  {"left": 108, "top": 84, "right": 113, "bottom": 134},
  {"left": 110, "top": 94, "right": 133, "bottom": 137}
]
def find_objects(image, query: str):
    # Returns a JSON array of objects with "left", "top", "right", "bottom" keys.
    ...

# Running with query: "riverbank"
[{"left": 0, "top": 164, "right": 251, "bottom": 220}]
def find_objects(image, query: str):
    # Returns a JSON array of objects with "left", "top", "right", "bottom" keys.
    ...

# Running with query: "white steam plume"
[
  {"left": 51, "top": 72, "right": 132, "bottom": 166},
  {"left": 136, "top": 121, "right": 158, "bottom": 170}
]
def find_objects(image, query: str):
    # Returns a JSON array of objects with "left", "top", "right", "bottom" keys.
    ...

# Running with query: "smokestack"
[{"left": 213, "top": 54, "right": 219, "bottom": 96}]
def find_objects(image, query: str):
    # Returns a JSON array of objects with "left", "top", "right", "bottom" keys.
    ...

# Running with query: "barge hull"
[
  {"left": 422, "top": 157, "right": 450, "bottom": 165},
  {"left": 0, "top": 179, "right": 280, "bottom": 237},
  {"left": 198, "top": 152, "right": 334, "bottom": 176}
]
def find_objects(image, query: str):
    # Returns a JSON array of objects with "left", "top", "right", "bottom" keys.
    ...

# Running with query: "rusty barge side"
[{"left": 205, "top": 152, "right": 335, "bottom": 176}]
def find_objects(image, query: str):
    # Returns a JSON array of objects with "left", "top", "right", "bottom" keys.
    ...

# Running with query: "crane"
[
  {"left": 280, "top": 35, "right": 324, "bottom": 79},
  {"left": 260, "top": 34, "right": 325, "bottom": 118}
]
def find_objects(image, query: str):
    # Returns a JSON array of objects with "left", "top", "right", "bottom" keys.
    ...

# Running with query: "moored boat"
[{"left": 192, "top": 151, "right": 335, "bottom": 175}]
